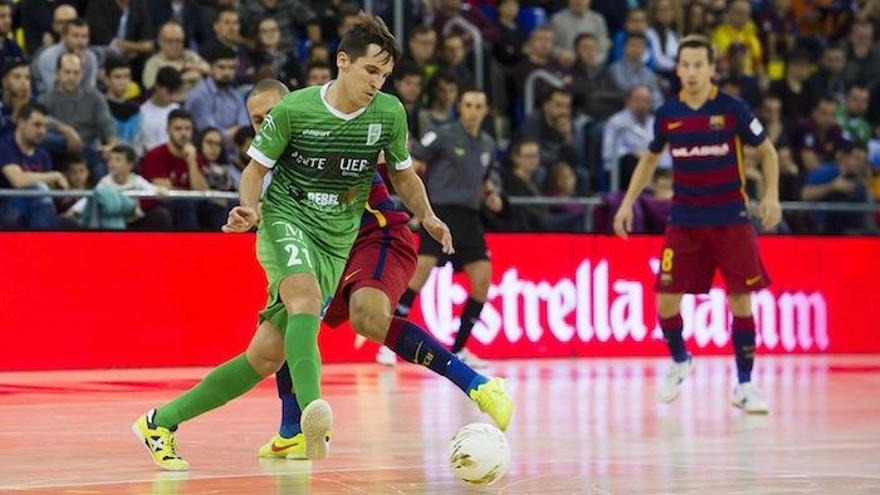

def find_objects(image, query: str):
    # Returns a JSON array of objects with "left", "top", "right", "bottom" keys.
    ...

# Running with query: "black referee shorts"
[{"left": 418, "top": 205, "right": 490, "bottom": 271}]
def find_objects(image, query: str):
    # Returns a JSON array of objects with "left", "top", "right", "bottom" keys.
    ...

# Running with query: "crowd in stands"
[{"left": 0, "top": 0, "right": 878, "bottom": 234}]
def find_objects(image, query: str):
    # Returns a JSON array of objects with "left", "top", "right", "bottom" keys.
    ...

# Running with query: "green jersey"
[{"left": 248, "top": 82, "right": 412, "bottom": 256}]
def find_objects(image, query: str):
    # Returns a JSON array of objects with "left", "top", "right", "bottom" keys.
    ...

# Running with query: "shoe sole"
[
  {"left": 732, "top": 400, "right": 770, "bottom": 414},
  {"left": 301, "top": 399, "right": 332, "bottom": 460},
  {"left": 131, "top": 418, "right": 189, "bottom": 471}
]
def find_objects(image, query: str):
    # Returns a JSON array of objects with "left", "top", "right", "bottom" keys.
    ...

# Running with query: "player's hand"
[
  {"left": 182, "top": 143, "right": 198, "bottom": 163},
  {"left": 831, "top": 176, "right": 856, "bottom": 194},
  {"left": 51, "top": 171, "right": 69, "bottom": 190},
  {"left": 422, "top": 215, "right": 454, "bottom": 255},
  {"left": 485, "top": 192, "right": 503, "bottom": 213},
  {"left": 222, "top": 206, "right": 260, "bottom": 233},
  {"left": 613, "top": 204, "right": 633, "bottom": 239},
  {"left": 758, "top": 197, "right": 782, "bottom": 232}
]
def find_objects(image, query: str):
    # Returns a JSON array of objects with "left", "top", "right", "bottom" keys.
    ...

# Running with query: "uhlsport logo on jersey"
[
  {"left": 671, "top": 142, "right": 731, "bottom": 158},
  {"left": 366, "top": 123, "right": 382, "bottom": 145}
]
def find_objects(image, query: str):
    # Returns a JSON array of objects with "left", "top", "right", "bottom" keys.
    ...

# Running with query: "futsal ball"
[{"left": 448, "top": 423, "right": 510, "bottom": 485}]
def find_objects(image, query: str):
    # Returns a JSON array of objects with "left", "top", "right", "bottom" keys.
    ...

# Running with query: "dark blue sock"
[
  {"left": 275, "top": 362, "right": 301, "bottom": 438},
  {"left": 385, "top": 317, "right": 488, "bottom": 394},
  {"left": 660, "top": 314, "right": 689, "bottom": 363},
  {"left": 732, "top": 316, "right": 756, "bottom": 384},
  {"left": 452, "top": 298, "right": 484, "bottom": 353},
  {"left": 395, "top": 288, "right": 416, "bottom": 317}
]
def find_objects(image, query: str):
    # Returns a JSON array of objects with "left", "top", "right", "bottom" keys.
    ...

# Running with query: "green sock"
[
  {"left": 285, "top": 313, "right": 322, "bottom": 410},
  {"left": 153, "top": 353, "right": 262, "bottom": 429}
]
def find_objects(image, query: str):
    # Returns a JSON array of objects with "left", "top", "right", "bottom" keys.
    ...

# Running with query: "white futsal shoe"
[
  {"left": 732, "top": 382, "right": 770, "bottom": 414},
  {"left": 375, "top": 346, "right": 397, "bottom": 366},
  {"left": 456, "top": 348, "right": 489, "bottom": 370},
  {"left": 658, "top": 357, "right": 694, "bottom": 403}
]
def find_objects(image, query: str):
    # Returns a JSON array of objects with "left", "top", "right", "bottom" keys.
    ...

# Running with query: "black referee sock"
[
  {"left": 395, "top": 287, "right": 417, "bottom": 317},
  {"left": 451, "top": 297, "right": 485, "bottom": 354}
]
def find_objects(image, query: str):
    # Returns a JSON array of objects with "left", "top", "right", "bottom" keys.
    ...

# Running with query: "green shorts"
[{"left": 256, "top": 215, "right": 349, "bottom": 332}]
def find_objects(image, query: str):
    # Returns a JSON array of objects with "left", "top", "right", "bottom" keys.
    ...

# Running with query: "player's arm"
[
  {"left": 224, "top": 103, "right": 287, "bottom": 233},
  {"left": 754, "top": 138, "right": 782, "bottom": 231},
  {"left": 223, "top": 160, "right": 269, "bottom": 233},
  {"left": 613, "top": 150, "right": 661, "bottom": 238}
]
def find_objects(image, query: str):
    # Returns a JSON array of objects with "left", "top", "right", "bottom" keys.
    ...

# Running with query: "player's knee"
[
  {"left": 245, "top": 347, "right": 284, "bottom": 377},
  {"left": 657, "top": 294, "right": 683, "bottom": 317},
  {"left": 350, "top": 304, "right": 391, "bottom": 342},
  {"left": 727, "top": 294, "right": 752, "bottom": 316}
]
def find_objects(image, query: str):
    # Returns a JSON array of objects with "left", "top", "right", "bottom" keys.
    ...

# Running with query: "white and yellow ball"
[{"left": 447, "top": 423, "right": 510, "bottom": 485}]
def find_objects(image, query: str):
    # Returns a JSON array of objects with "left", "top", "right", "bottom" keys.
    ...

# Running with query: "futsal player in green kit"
[{"left": 132, "top": 14, "right": 453, "bottom": 470}]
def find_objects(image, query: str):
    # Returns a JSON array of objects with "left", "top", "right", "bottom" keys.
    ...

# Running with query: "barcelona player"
[{"left": 614, "top": 35, "right": 782, "bottom": 413}]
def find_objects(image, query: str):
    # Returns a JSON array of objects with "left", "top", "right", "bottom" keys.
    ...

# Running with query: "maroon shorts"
[
  {"left": 322, "top": 224, "right": 417, "bottom": 328},
  {"left": 654, "top": 223, "right": 771, "bottom": 294}
]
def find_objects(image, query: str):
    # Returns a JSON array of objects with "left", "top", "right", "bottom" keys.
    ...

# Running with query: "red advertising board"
[{"left": 0, "top": 233, "right": 877, "bottom": 371}]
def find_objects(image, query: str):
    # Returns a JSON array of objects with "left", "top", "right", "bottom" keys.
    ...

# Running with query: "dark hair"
[
  {"left": 104, "top": 54, "right": 130, "bottom": 76},
  {"left": 544, "top": 87, "right": 573, "bottom": 105},
  {"left": 847, "top": 84, "right": 869, "bottom": 95},
  {"left": 786, "top": 49, "right": 811, "bottom": 65},
  {"left": 197, "top": 127, "right": 227, "bottom": 163},
  {"left": 511, "top": 139, "right": 539, "bottom": 157},
  {"left": 167, "top": 108, "right": 193, "bottom": 125},
  {"left": 215, "top": 7, "right": 238, "bottom": 22},
  {"left": 395, "top": 60, "right": 423, "bottom": 80},
  {"left": 60, "top": 153, "right": 86, "bottom": 169},
  {"left": 410, "top": 25, "right": 435, "bottom": 39},
  {"left": 155, "top": 66, "right": 184, "bottom": 91},
  {"left": 677, "top": 34, "right": 715, "bottom": 64},
  {"left": 837, "top": 140, "right": 868, "bottom": 155},
  {"left": 111, "top": 144, "right": 137, "bottom": 164},
  {"left": 720, "top": 76, "right": 742, "bottom": 90},
  {"left": 307, "top": 60, "right": 332, "bottom": 74},
  {"left": 625, "top": 31, "right": 648, "bottom": 43},
  {"left": 457, "top": 86, "right": 488, "bottom": 105},
  {"left": 337, "top": 13, "right": 400, "bottom": 65},
  {"left": 205, "top": 43, "right": 237, "bottom": 64},
  {"left": 234, "top": 125, "right": 255, "bottom": 146},
  {"left": 19, "top": 102, "right": 49, "bottom": 121},
  {"left": 814, "top": 95, "right": 838, "bottom": 109},
  {"left": 338, "top": 2, "right": 361, "bottom": 18},
  {"left": 0, "top": 0, "right": 12, "bottom": 10},
  {"left": 574, "top": 32, "right": 597, "bottom": 47},
  {"left": 426, "top": 70, "right": 458, "bottom": 103},
  {"left": 1, "top": 58, "right": 29, "bottom": 79},
  {"left": 250, "top": 78, "right": 289, "bottom": 100},
  {"left": 61, "top": 18, "right": 88, "bottom": 35}
]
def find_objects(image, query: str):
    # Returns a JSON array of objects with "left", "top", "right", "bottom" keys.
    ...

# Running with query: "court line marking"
[{"left": 4, "top": 455, "right": 880, "bottom": 491}]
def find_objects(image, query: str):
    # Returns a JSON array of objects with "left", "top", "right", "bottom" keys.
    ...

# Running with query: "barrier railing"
[
  {"left": 523, "top": 69, "right": 565, "bottom": 115},
  {"left": 1, "top": 189, "right": 877, "bottom": 232}
]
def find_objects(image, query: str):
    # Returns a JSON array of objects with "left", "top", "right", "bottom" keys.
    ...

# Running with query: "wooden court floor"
[{"left": 1, "top": 355, "right": 879, "bottom": 494}]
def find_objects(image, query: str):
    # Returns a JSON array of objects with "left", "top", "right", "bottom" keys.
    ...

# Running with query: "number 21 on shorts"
[
  {"left": 661, "top": 248, "right": 674, "bottom": 272},
  {"left": 284, "top": 243, "right": 312, "bottom": 268}
]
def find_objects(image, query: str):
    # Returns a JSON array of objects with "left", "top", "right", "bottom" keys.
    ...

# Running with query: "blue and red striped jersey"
[
  {"left": 359, "top": 167, "right": 410, "bottom": 234},
  {"left": 648, "top": 86, "right": 768, "bottom": 226}
]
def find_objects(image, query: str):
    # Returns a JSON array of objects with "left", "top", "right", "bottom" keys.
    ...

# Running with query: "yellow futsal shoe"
[
  {"left": 469, "top": 377, "right": 513, "bottom": 431},
  {"left": 132, "top": 409, "right": 189, "bottom": 471},
  {"left": 258, "top": 433, "right": 306, "bottom": 459}
]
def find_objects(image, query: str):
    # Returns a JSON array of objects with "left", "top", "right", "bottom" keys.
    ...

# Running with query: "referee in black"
[{"left": 394, "top": 87, "right": 501, "bottom": 369}]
